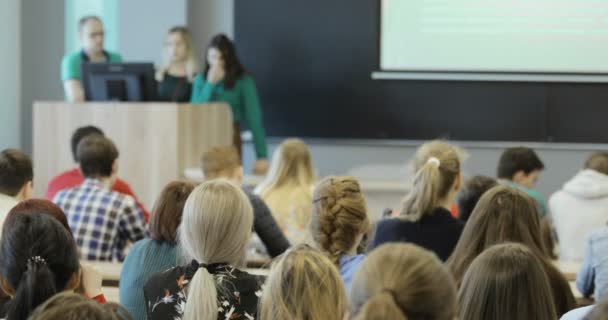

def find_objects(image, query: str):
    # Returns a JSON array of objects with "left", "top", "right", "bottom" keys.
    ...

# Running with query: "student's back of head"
[
  {"left": 70, "top": 125, "right": 104, "bottom": 162},
  {"left": 497, "top": 147, "right": 544, "bottom": 187},
  {"left": 457, "top": 175, "right": 498, "bottom": 224},
  {"left": 459, "top": 243, "right": 557, "bottom": 320},
  {"left": 0, "top": 149, "right": 33, "bottom": 199},
  {"left": 260, "top": 245, "right": 346, "bottom": 320},
  {"left": 29, "top": 292, "right": 131, "bottom": 320},
  {"left": 201, "top": 146, "right": 241, "bottom": 181},
  {"left": 179, "top": 179, "right": 254, "bottom": 320},
  {"left": 0, "top": 213, "right": 80, "bottom": 320},
  {"left": 77, "top": 135, "right": 119, "bottom": 179},
  {"left": 148, "top": 181, "right": 196, "bottom": 245},
  {"left": 4, "top": 199, "right": 71, "bottom": 235},
  {"left": 401, "top": 140, "right": 465, "bottom": 221},
  {"left": 585, "top": 152, "right": 608, "bottom": 176},
  {"left": 350, "top": 243, "right": 457, "bottom": 320}
]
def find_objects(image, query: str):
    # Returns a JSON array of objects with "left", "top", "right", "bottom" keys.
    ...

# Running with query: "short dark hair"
[
  {"left": 71, "top": 126, "right": 104, "bottom": 162},
  {"left": 457, "top": 176, "right": 498, "bottom": 224},
  {"left": 78, "top": 15, "right": 102, "bottom": 32},
  {"left": 497, "top": 147, "right": 545, "bottom": 180},
  {"left": 77, "top": 135, "right": 119, "bottom": 178},
  {"left": 0, "top": 149, "right": 33, "bottom": 197},
  {"left": 149, "top": 181, "right": 196, "bottom": 244}
]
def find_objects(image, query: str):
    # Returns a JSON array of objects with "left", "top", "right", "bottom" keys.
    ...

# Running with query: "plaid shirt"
[{"left": 53, "top": 179, "right": 146, "bottom": 262}]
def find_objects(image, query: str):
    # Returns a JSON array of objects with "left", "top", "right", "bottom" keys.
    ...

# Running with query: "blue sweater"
[{"left": 119, "top": 239, "right": 177, "bottom": 320}]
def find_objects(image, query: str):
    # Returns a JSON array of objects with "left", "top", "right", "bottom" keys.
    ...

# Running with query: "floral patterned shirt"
[{"left": 144, "top": 260, "right": 265, "bottom": 320}]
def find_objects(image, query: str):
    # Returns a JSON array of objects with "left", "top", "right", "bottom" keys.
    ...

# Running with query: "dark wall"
[{"left": 235, "top": 0, "right": 608, "bottom": 143}]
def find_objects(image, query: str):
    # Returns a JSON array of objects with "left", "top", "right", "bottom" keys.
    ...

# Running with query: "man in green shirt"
[{"left": 61, "top": 16, "right": 122, "bottom": 102}]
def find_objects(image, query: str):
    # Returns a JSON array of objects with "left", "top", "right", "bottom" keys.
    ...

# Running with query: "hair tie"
[
  {"left": 198, "top": 262, "right": 228, "bottom": 274},
  {"left": 427, "top": 157, "right": 441, "bottom": 168},
  {"left": 26, "top": 256, "right": 47, "bottom": 269}
]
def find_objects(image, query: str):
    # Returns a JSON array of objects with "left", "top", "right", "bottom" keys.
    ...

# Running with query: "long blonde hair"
[
  {"left": 157, "top": 26, "right": 200, "bottom": 81},
  {"left": 310, "top": 176, "right": 369, "bottom": 265},
  {"left": 350, "top": 243, "right": 457, "bottom": 320},
  {"left": 402, "top": 140, "right": 465, "bottom": 221},
  {"left": 458, "top": 243, "right": 557, "bottom": 320},
  {"left": 179, "top": 180, "right": 254, "bottom": 320},
  {"left": 259, "top": 245, "right": 347, "bottom": 320}
]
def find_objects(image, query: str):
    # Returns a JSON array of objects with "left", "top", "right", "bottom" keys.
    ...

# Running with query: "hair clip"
[{"left": 427, "top": 157, "right": 441, "bottom": 168}]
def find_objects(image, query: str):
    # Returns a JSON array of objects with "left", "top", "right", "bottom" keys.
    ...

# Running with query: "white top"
[
  {"left": 550, "top": 169, "right": 608, "bottom": 261},
  {"left": 0, "top": 193, "right": 18, "bottom": 235},
  {"left": 560, "top": 305, "right": 594, "bottom": 320}
]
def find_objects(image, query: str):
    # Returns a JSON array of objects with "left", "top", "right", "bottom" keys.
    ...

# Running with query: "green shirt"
[
  {"left": 191, "top": 73, "right": 268, "bottom": 159},
  {"left": 504, "top": 181, "right": 548, "bottom": 217},
  {"left": 61, "top": 50, "right": 122, "bottom": 81}
]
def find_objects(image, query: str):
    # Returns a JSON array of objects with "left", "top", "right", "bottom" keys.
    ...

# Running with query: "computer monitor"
[{"left": 82, "top": 62, "right": 157, "bottom": 101}]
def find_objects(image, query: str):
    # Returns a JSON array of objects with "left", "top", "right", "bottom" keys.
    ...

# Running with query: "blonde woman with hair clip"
[
  {"left": 370, "top": 140, "right": 465, "bottom": 261},
  {"left": 259, "top": 245, "right": 347, "bottom": 320},
  {"left": 143, "top": 180, "right": 264, "bottom": 320},
  {"left": 459, "top": 243, "right": 558, "bottom": 320},
  {"left": 255, "top": 138, "right": 315, "bottom": 244},
  {"left": 309, "top": 176, "right": 370, "bottom": 292},
  {"left": 156, "top": 26, "right": 200, "bottom": 102},
  {"left": 349, "top": 243, "right": 457, "bottom": 320}
]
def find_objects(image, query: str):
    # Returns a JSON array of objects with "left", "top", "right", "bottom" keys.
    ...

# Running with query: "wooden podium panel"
[{"left": 33, "top": 102, "right": 233, "bottom": 209}]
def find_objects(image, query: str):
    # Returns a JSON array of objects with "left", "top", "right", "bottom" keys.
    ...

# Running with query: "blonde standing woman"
[
  {"left": 156, "top": 26, "right": 200, "bottom": 102},
  {"left": 349, "top": 243, "right": 457, "bottom": 320},
  {"left": 143, "top": 180, "right": 264, "bottom": 320},
  {"left": 259, "top": 245, "right": 347, "bottom": 320},
  {"left": 255, "top": 138, "right": 315, "bottom": 244}
]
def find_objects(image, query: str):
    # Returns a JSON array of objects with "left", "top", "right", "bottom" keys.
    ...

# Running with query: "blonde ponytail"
[
  {"left": 352, "top": 291, "right": 407, "bottom": 320},
  {"left": 183, "top": 268, "right": 217, "bottom": 320},
  {"left": 401, "top": 141, "right": 465, "bottom": 221}
]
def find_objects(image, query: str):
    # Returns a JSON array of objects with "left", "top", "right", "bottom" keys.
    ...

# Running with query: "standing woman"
[
  {"left": 156, "top": 27, "right": 200, "bottom": 102},
  {"left": 191, "top": 34, "right": 269, "bottom": 174}
]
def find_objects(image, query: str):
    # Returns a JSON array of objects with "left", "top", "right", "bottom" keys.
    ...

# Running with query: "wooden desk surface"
[{"left": 554, "top": 260, "right": 581, "bottom": 282}]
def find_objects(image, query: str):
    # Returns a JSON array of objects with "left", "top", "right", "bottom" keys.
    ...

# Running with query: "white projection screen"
[{"left": 379, "top": 0, "right": 608, "bottom": 82}]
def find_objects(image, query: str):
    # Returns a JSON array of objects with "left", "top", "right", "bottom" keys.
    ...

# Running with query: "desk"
[{"left": 555, "top": 260, "right": 581, "bottom": 282}]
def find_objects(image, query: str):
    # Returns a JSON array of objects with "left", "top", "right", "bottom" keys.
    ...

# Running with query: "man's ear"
[
  {"left": 512, "top": 170, "right": 526, "bottom": 184},
  {"left": 17, "top": 181, "right": 34, "bottom": 201},
  {"left": 0, "top": 277, "right": 14, "bottom": 298}
]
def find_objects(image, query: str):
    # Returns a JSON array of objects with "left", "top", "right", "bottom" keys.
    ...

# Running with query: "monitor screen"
[{"left": 82, "top": 63, "right": 157, "bottom": 102}]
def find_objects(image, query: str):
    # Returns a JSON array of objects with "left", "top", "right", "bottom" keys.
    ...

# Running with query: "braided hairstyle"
[{"left": 310, "top": 176, "right": 369, "bottom": 264}]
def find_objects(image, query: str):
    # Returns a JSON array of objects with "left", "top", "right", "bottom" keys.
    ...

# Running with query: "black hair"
[
  {"left": 204, "top": 34, "right": 246, "bottom": 89},
  {"left": 457, "top": 176, "right": 498, "bottom": 223},
  {"left": 497, "top": 147, "right": 545, "bottom": 180},
  {"left": 77, "top": 135, "right": 119, "bottom": 178},
  {"left": 0, "top": 213, "right": 80, "bottom": 320},
  {"left": 70, "top": 126, "right": 104, "bottom": 162},
  {"left": 0, "top": 149, "right": 33, "bottom": 197}
]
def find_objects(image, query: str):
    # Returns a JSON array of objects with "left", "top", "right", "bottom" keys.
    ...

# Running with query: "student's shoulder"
[{"left": 62, "top": 51, "right": 82, "bottom": 65}]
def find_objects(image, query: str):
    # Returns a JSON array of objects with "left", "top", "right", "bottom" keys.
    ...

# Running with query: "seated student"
[
  {"left": 0, "top": 213, "right": 81, "bottom": 320},
  {"left": 447, "top": 185, "right": 576, "bottom": 316},
  {"left": 457, "top": 175, "right": 497, "bottom": 224},
  {"left": 0, "top": 149, "right": 33, "bottom": 230},
  {"left": 550, "top": 152, "right": 608, "bottom": 261},
  {"left": 120, "top": 181, "right": 195, "bottom": 320},
  {"left": 62, "top": 16, "right": 122, "bottom": 102},
  {"left": 259, "top": 245, "right": 347, "bottom": 320},
  {"left": 309, "top": 176, "right": 369, "bottom": 292},
  {"left": 29, "top": 292, "right": 131, "bottom": 320},
  {"left": 255, "top": 138, "right": 315, "bottom": 244},
  {"left": 576, "top": 224, "right": 608, "bottom": 301},
  {"left": 370, "top": 140, "right": 465, "bottom": 261},
  {"left": 156, "top": 27, "right": 199, "bottom": 102},
  {"left": 459, "top": 243, "right": 558, "bottom": 320},
  {"left": 349, "top": 243, "right": 457, "bottom": 320},
  {"left": 53, "top": 135, "right": 146, "bottom": 261},
  {"left": 202, "top": 146, "right": 290, "bottom": 257},
  {"left": 144, "top": 180, "right": 264, "bottom": 320},
  {"left": 46, "top": 125, "right": 149, "bottom": 221},
  {"left": 497, "top": 146, "right": 548, "bottom": 216}
]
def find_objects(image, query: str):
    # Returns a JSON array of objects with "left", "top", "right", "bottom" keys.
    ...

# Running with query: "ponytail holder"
[
  {"left": 427, "top": 157, "right": 440, "bottom": 168},
  {"left": 26, "top": 256, "right": 47, "bottom": 269}
]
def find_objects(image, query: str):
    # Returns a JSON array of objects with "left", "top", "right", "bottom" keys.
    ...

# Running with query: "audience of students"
[
  {"left": 29, "top": 292, "right": 131, "bottom": 320},
  {"left": 309, "top": 176, "right": 369, "bottom": 291},
  {"left": 459, "top": 243, "right": 558, "bottom": 320},
  {"left": 46, "top": 125, "right": 149, "bottom": 221},
  {"left": 156, "top": 26, "right": 200, "bottom": 102},
  {"left": 191, "top": 34, "right": 269, "bottom": 173},
  {"left": 370, "top": 140, "right": 465, "bottom": 261},
  {"left": 497, "top": 146, "right": 548, "bottom": 216},
  {"left": 255, "top": 138, "right": 315, "bottom": 244},
  {"left": 259, "top": 245, "right": 347, "bottom": 320},
  {"left": 447, "top": 185, "right": 576, "bottom": 316},
  {"left": 53, "top": 135, "right": 146, "bottom": 261},
  {"left": 119, "top": 181, "right": 195, "bottom": 320},
  {"left": 457, "top": 175, "right": 497, "bottom": 224},
  {"left": 0, "top": 149, "right": 33, "bottom": 231},
  {"left": 202, "top": 146, "right": 290, "bottom": 257},
  {"left": 550, "top": 152, "right": 608, "bottom": 261},
  {"left": 349, "top": 243, "right": 457, "bottom": 320},
  {"left": 62, "top": 16, "right": 122, "bottom": 102},
  {"left": 144, "top": 180, "right": 264, "bottom": 320}
]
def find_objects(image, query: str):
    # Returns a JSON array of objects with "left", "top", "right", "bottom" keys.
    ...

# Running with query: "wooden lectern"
[{"left": 33, "top": 102, "right": 233, "bottom": 209}]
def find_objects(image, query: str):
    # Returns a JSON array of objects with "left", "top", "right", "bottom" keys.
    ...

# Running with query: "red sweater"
[{"left": 46, "top": 168, "right": 150, "bottom": 221}]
